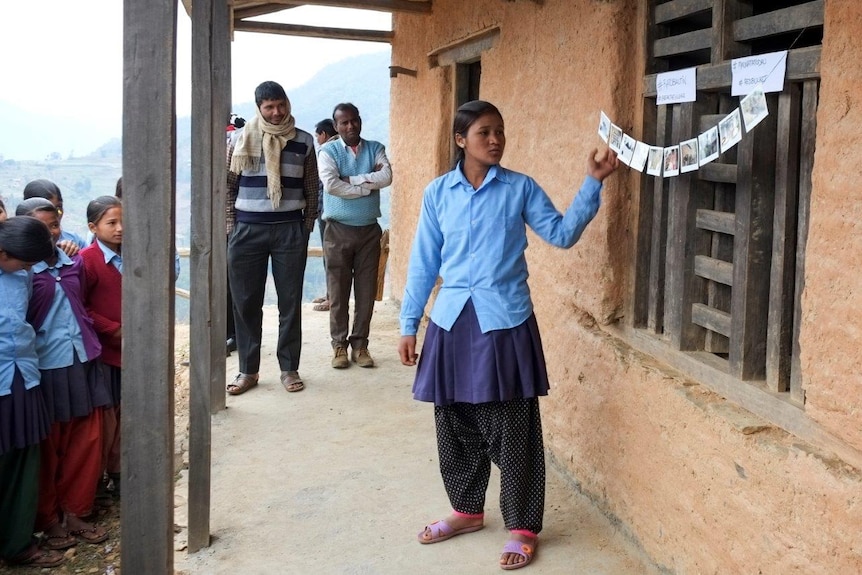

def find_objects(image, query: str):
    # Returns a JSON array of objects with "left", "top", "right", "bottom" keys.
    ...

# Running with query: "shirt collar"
[
  {"left": 340, "top": 138, "right": 364, "bottom": 151},
  {"left": 96, "top": 239, "right": 121, "bottom": 264},
  {"left": 447, "top": 163, "right": 508, "bottom": 190},
  {"left": 32, "top": 248, "right": 73, "bottom": 274}
]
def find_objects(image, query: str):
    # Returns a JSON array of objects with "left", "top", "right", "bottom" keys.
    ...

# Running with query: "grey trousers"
[
  {"left": 323, "top": 220, "right": 381, "bottom": 350},
  {"left": 228, "top": 220, "right": 308, "bottom": 374}
]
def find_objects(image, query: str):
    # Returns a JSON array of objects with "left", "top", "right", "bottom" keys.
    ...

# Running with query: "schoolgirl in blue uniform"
[
  {"left": 399, "top": 100, "right": 619, "bottom": 570},
  {"left": 17, "top": 198, "right": 112, "bottom": 550},
  {"left": 0, "top": 216, "right": 66, "bottom": 568}
]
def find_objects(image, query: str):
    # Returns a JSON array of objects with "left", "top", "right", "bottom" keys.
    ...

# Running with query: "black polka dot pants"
[{"left": 434, "top": 398, "right": 545, "bottom": 534}]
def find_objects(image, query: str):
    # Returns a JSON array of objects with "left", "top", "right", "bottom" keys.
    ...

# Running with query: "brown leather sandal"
[
  {"left": 7, "top": 544, "right": 66, "bottom": 568},
  {"left": 226, "top": 373, "right": 258, "bottom": 395},
  {"left": 40, "top": 531, "right": 77, "bottom": 550}
]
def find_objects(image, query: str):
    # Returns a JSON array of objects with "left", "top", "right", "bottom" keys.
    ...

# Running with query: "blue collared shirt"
[
  {"left": 87, "top": 232, "right": 179, "bottom": 277},
  {"left": 96, "top": 239, "right": 123, "bottom": 273},
  {"left": 60, "top": 228, "right": 88, "bottom": 249},
  {"left": 400, "top": 164, "right": 602, "bottom": 335},
  {"left": 31, "top": 250, "right": 89, "bottom": 369},
  {"left": 0, "top": 269, "right": 41, "bottom": 395}
]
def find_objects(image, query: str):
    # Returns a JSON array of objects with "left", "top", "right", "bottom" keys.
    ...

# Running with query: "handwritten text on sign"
[
  {"left": 656, "top": 67, "right": 696, "bottom": 105},
  {"left": 731, "top": 50, "right": 787, "bottom": 96}
]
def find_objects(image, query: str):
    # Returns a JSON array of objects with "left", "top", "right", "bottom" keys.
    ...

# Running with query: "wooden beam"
[
  {"left": 235, "top": 3, "right": 303, "bottom": 20},
  {"left": 642, "top": 45, "right": 821, "bottom": 96},
  {"left": 734, "top": 1, "right": 824, "bottom": 43},
  {"left": 653, "top": 28, "right": 712, "bottom": 58},
  {"left": 646, "top": 104, "right": 670, "bottom": 334},
  {"left": 765, "top": 84, "right": 801, "bottom": 393},
  {"left": 234, "top": 20, "right": 393, "bottom": 42},
  {"left": 654, "top": 0, "right": 711, "bottom": 25},
  {"left": 692, "top": 303, "right": 732, "bottom": 337},
  {"left": 694, "top": 255, "right": 733, "bottom": 286},
  {"left": 236, "top": 0, "right": 431, "bottom": 13},
  {"left": 696, "top": 208, "right": 735, "bottom": 235},
  {"left": 698, "top": 162, "right": 737, "bottom": 184},
  {"left": 121, "top": 0, "right": 177, "bottom": 571},
  {"left": 664, "top": 100, "right": 713, "bottom": 352},
  {"left": 730, "top": 94, "right": 778, "bottom": 381},
  {"left": 611, "top": 324, "right": 862, "bottom": 472},
  {"left": 790, "top": 81, "right": 818, "bottom": 404}
]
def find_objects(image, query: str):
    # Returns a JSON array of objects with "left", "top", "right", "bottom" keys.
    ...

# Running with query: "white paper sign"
[
  {"left": 656, "top": 67, "right": 696, "bottom": 105},
  {"left": 731, "top": 50, "right": 787, "bottom": 96}
]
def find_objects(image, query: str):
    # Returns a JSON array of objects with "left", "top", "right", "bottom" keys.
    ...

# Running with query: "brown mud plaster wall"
[{"left": 799, "top": 2, "right": 862, "bottom": 451}]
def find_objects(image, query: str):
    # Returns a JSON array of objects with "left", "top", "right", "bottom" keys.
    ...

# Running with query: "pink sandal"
[
  {"left": 500, "top": 538, "right": 537, "bottom": 570},
  {"left": 417, "top": 519, "right": 484, "bottom": 544}
]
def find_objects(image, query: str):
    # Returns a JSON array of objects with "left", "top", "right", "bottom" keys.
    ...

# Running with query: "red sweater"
[{"left": 80, "top": 243, "right": 123, "bottom": 367}]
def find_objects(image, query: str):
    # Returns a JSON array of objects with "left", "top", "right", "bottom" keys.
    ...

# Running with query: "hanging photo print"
[
  {"left": 719, "top": 109, "right": 743, "bottom": 153},
  {"left": 630, "top": 141, "right": 650, "bottom": 172},
  {"left": 598, "top": 111, "right": 611, "bottom": 143},
  {"left": 608, "top": 123, "right": 624, "bottom": 153},
  {"left": 646, "top": 146, "right": 664, "bottom": 176},
  {"left": 663, "top": 145, "right": 680, "bottom": 177},
  {"left": 698, "top": 127, "right": 720, "bottom": 166},
  {"left": 620, "top": 134, "right": 637, "bottom": 165},
  {"left": 680, "top": 139, "right": 699, "bottom": 173},
  {"left": 597, "top": 73, "right": 771, "bottom": 178},
  {"left": 740, "top": 88, "right": 769, "bottom": 132}
]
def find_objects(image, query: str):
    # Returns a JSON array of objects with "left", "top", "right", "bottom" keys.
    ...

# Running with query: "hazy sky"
[{"left": 1, "top": 1, "right": 390, "bottom": 147}]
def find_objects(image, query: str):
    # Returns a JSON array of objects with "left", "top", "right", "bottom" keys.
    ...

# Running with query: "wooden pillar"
[
  {"left": 121, "top": 0, "right": 177, "bottom": 572},
  {"left": 188, "top": 0, "right": 231, "bottom": 553}
]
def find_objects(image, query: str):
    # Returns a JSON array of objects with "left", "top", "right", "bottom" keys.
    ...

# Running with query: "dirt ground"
[{"left": 3, "top": 300, "right": 660, "bottom": 574}]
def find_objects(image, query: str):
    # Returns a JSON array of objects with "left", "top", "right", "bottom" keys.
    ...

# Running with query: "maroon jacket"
[{"left": 80, "top": 243, "right": 122, "bottom": 367}]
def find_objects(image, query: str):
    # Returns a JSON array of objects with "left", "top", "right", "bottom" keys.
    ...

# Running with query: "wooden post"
[
  {"left": 730, "top": 95, "right": 778, "bottom": 380},
  {"left": 121, "top": 0, "right": 177, "bottom": 572},
  {"left": 188, "top": 0, "right": 230, "bottom": 554},
  {"left": 376, "top": 229, "right": 389, "bottom": 301}
]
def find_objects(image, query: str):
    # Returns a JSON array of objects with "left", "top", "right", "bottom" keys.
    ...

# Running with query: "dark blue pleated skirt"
[
  {"left": 0, "top": 369, "right": 51, "bottom": 456},
  {"left": 103, "top": 364, "right": 122, "bottom": 407},
  {"left": 40, "top": 357, "right": 113, "bottom": 423},
  {"left": 412, "top": 299, "right": 550, "bottom": 406}
]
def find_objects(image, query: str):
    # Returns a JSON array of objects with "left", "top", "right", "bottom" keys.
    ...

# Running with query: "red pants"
[
  {"left": 36, "top": 409, "right": 103, "bottom": 530},
  {"left": 102, "top": 405, "right": 121, "bottom": 475}
]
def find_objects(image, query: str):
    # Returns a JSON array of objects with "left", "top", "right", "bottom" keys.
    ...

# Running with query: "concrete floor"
[{"left": 174, "top": 299, "right": 660, "bottom": 575}]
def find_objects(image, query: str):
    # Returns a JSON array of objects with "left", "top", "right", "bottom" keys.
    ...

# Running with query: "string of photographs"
[
  {"left": 598, "top": 88, "right": 768, "bottom": 177},
  {"left": 596, "top": 50, "right": 787, "bottom": 177}
]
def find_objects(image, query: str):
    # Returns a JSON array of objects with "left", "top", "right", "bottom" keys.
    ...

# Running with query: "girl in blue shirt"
[
  {"left": 399, "top": 100, "right": 619, "bottom": 570},
  {"left": 23, "top": 179, "right": 89, "bottom": 252},
  {"left": 17, "top": 198, "right": 112, "bottom": 551},
  {"left": 0, "top": 216, "right": 66, "bottom": 568}
]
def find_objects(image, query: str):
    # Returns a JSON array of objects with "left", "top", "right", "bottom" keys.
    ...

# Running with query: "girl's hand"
[
  {"left": 398, "top": 335, "right": 418, "bottom": 366},
  {"left": 57, "top": 239, "right": 80, "bottom": 257},
  {"left": 587, "top": 148, "right": 620, "bottom": 182}
]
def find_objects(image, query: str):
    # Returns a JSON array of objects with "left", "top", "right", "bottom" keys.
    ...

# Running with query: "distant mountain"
[
  {"left": 0, "top": 101, "right": 120, "bottom": 162},
  {"left": 0, "top": 50, "right": 391, "bottom": 318},
  {"left": 0, "top": 48, "right": 391, "bottom": 242},
  {"left": 227, "top": 50, "right": 392, "bottom": 145}
]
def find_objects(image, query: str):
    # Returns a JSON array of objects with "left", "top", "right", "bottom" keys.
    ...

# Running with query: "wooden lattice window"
[{"left": 633, "top": 1, "right": 823, "bottom": 406}]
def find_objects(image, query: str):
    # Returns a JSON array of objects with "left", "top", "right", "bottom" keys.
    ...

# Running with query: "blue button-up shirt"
[
  {"left": 96, "top": 239, "right": 123, "bottom": 273},
  {"left": 31, "top": 251, "right": 89, "bottom": 369},
  {"left": 0, "top": 269, "right": 41, "bottom": 395},
  {"left": 400, "top": 164, "right": 602, "bottom": 336}
]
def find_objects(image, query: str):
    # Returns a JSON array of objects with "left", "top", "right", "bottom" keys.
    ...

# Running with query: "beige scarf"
[{"left": 229, "top": 103, "right": 297, "bottom": 209}]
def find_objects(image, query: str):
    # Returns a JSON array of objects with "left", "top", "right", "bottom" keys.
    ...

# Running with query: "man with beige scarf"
[{"left": 225, "top": 81, "right": 319, "bottom": 395}]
